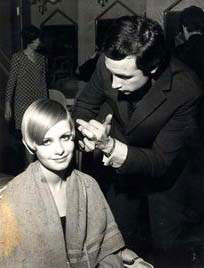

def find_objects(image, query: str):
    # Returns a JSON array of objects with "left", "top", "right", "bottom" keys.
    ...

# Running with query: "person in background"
[
  {"left": 75, "top": 46, "right": 101, "bottom": 82},
  {"left": 4, "top": 25, "right": 48, "bottom": 167},
  {"left": 0, "top": 99, "right": 153, "bottom": 268},
  {"left": 72, "top": 15, "right": 203, "bottom": 268},
  {"left": 174, "top": 5, "right": 204, "bottom": 84}
]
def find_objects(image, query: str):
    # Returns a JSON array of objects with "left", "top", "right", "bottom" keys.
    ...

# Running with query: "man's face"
[{"left": 105, "top": 55, "right": 149, "bottom": 95}]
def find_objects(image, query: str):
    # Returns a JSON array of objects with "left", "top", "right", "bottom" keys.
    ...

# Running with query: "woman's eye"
[
  {"left": 42, "top": 139, "right": 51, "bottom": 146},
  {"left": 62, "top": 134, "right": 73, "bottom": 141}
]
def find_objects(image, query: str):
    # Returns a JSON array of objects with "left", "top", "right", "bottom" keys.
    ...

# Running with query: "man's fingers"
[
  {"left": 89, "top": 119, "right": 104, "bottom": 129},
  {"left": 78, "top": 140, "right": 85, "bottom": 150},
  {"left": 77, "top": 118, "right": 103, "bottom": 132},
  {"left": 76, "top": 119, "right": 90, "bottom": 128},
  {"left": 104, "top": 114, "right": 112, "bottom": 125},
  {"left": 83, "top": 137, "right": 96, "bottom": 151},
  {"left": 76, "top": 116, "right": 112, "bottom": 142},
  {"left": 78, "top": 125, "right": 96, "bottom": 140},
  {"left": 77, "top": 119, "right": 100, "bottom": 138},
  {"left": 103, "top": 114, "right": 112, "bottom": 135},
  {"left": 78, "top": 138, "right": 95, "bottom": 152}
]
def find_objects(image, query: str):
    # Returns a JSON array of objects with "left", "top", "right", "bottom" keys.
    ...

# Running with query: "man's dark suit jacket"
[
  {"left": 73, "top": 54, "right": 203, "bottom": 250},
  {"left": 73, "top": 54, "right": 202, "bottom": 185}
]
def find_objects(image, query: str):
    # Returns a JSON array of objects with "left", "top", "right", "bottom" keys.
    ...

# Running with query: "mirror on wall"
[{"left": 40, "top": 24, "right": 78, "bottom": 87}]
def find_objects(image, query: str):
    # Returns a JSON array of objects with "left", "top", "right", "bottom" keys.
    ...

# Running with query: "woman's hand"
[
  {"left": 4, "top": 102, "right": 12, "bottom": 122},
  {"left": 121, "top": 248, "right": 139, "bottom": 266},
  {"left": 121, "top": 248, "right": 154, "bottom": 268}
]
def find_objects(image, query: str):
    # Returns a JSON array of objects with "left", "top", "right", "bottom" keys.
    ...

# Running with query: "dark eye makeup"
[{"left": 41, "top": 133, "right": 74, "bottom": 146}]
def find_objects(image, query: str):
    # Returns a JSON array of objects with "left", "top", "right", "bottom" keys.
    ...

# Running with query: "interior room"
[
  {"left": 1, "top": 0, "right": 204, "bottom": 267},
  {"left": 0, "top": 0, "right": 147, "bottom": 175},
  {"left": 0, "top": 0, "right": 203, "bottom": 101},
  {"left": 0, "top": 0, "right": 203, "bottom": 169}
]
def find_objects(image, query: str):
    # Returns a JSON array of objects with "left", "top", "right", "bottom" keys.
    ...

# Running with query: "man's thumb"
[{"left": 104, "top": 114, "right": 112, "bottom": 125}]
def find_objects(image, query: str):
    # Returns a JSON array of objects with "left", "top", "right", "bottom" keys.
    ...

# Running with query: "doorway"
[{"left": 11, "top": 0, "right": 31, "bottom": 53}]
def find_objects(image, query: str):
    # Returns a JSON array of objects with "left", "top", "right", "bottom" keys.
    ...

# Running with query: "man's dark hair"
[
  {"left": 21, "top": 25, "right": 41, "bottom": 45},
  {"left": 102, "top": 15, "right": 167, "bottom": 76},
  {"left": 180, "top": 6, "right": 204, "bottom": 33}
]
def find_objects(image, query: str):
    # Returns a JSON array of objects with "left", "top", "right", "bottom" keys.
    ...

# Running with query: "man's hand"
[
  {"left": 76, "top": 114, "right": 113, "bottom": 152},
  {"left": 78, "top": 137, "right": 96, "bottom": 152}
]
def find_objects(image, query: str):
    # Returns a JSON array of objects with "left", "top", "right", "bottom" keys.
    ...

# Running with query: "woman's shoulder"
[
  {"left": 3, "top": 162, "right": 36, "bottom": 197},
  {"left": 0, "top": 166, "right": 39, "bottom": 210},
  {"left": 11, "top": 50, "right": 25, "bottom": 61},
  {"left": 5, "top": 170, "right": 28, "bottom": 193},
  {"left": 36, "top": 52, "right": 46, "bottom": 60},
  {"left": 72, "top": 169, "right": 100, "bottom": 187},
  {"left": 14, "top": 50, "right": 24, "bottom": 57}
]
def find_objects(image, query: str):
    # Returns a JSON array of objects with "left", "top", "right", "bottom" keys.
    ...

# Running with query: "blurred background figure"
[
  {"left": 4, "top": 24, "right": 48, "bottom": 170},
  {"left": 75, "top": 46, "right": 101, "bottom": 82},
  {"left": 174, "top": 5, "right": 204, "bottom": 85}
]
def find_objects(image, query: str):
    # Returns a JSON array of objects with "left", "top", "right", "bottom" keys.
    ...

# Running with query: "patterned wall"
[
  {"left": 146, "top": 0, "right": 204, "bottom": 27},
  {"left": 31, "top": 0, "right": 146, "bottom": 65},
  {"left": 78, "top": 0, "right": 146, "bottom": 64}
]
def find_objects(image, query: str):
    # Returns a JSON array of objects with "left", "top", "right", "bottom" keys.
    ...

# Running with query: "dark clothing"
[
  {"left": 73, "top": 54, "right": 203, "bottom": 256},
  {"left": 77, "top": 54, "right": 100, "bottom": 82},
  {"left": 60, "top": 216, "right": 66, "bottom": 240},
  {"left": 174, "top": 34, "right": 204, "bottom": 85}
]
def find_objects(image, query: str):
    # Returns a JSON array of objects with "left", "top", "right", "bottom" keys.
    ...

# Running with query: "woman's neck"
[
  {"left": 40, "top": 163, "right": 67, "bottom": 217},
  {"left": 24, "top": 46, "right": 35, "bottom": 55},
  {"left": 24, "top": 46, "right": 37, "bottom": 62},
  {"left": 40, "top": 163, "right": 66, "bottom": 186}
]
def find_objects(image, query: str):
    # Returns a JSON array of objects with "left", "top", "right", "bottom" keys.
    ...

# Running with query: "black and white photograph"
[{"left": 1, "top": 1, "right": 204, "bottom": 267}]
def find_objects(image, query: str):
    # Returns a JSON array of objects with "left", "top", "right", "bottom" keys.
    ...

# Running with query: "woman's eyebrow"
[
  {"left": 60, "top": 131, "right": 74, "bottom": 137},
  {"left": 62, "top": 131, "right": 73, "bottom": 135}
]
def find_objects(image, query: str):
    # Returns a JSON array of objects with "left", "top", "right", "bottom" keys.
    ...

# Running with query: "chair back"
[{"left": 49, "top": 89, "right": 67, "bottom": 107}]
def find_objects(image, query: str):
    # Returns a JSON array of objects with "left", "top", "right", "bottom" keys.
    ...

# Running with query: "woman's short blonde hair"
[{"left": 21, "top": 99, "right": 75, "bottom": 152}]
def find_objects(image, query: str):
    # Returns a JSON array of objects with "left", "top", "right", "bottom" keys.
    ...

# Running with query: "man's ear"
[{"left": 22, "top": 139, "right": 35, "bottom": 155}]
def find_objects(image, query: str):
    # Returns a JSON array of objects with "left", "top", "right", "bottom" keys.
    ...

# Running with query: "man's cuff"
[{"left": 102, "top": 139, "right": 128, "bottom": 168}]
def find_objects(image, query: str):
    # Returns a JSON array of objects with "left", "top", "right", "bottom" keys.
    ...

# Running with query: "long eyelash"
[
  {"left": 42, "top": 139, "right": 50, "bottom": 145},
  {"left": 63, "top": 133, "right": 74, "bottom": 140}
]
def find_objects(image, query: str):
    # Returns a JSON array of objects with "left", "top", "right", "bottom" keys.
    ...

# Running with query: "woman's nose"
[
  {"left": 55, "top": 141, "right": 64, "bottom": 155},
  {"left": 112, "top": 75, "right": 122, "bottom": 89}
]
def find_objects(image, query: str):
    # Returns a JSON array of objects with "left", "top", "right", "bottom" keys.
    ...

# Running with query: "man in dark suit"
[
  {"left": 174, "top": 5, "right": 204, "bottom": 84},
  {"left": 72, "top": 15, "right": 203, "bottom": 267}
]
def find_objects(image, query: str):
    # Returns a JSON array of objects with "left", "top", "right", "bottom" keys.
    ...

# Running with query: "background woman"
[{"left": 4, "top": 25, "right": 48, "bottom": 138}]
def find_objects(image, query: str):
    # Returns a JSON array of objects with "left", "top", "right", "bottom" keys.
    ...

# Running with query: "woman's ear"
[{"left": 22, "top": 139, "right": 35, "bottom": 155}]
